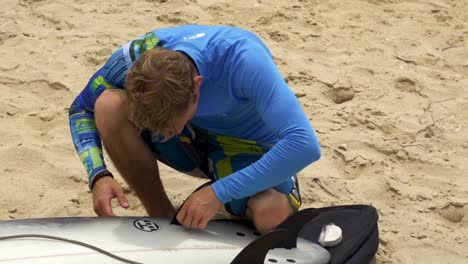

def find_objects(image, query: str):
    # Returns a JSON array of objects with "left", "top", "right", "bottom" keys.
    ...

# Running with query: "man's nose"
[{"left": 176, "top": 126, "right": 184, "bottom": 135}]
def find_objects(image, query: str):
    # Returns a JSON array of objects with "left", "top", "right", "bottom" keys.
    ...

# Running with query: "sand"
[{"left": 0, "top": 0, "right": 467, "bottom": 263}]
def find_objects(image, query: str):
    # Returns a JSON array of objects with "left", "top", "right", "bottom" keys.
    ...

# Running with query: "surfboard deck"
[{"left": 0, "top": 217, "right": 330, "bottom": 264}]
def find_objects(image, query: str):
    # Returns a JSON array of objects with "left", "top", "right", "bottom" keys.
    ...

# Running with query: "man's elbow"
[
  {"left": 69, "top": 97, "right": 81, "bottom": 116},
  {"left": 303, "top": 140, "right": 321, "bottom": 163}
]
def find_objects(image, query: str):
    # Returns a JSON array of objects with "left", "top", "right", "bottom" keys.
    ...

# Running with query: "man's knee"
[
  {"left": 247, "top": 189, "right": 293, "bottom": 233},
  {"left": 95, "top": 90, "right": 129, "bottom": 138}
]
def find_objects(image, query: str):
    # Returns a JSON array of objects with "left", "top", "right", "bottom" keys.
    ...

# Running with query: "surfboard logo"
[{"left": 133, "top": 219, "right": 160, "bottom": 232}]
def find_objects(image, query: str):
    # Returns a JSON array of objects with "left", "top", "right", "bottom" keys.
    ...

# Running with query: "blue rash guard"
[{"left": 69, "top": 25, "right": 321, "bottom": 205}]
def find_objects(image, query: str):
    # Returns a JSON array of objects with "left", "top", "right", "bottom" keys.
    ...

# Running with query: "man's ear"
[{"left": 193, "top": 75, "right": 203, "bottom": 97}]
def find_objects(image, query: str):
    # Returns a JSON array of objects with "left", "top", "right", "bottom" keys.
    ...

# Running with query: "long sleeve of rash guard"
[
  {"left": 211, "top": 42, "right": 321, "bottom": 204},
  {"left": 69, "top": 49, "right": 127, "bottom": 188}
]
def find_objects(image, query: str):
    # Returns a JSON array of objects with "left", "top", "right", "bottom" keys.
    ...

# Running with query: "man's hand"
[
  {"left": 92, "top": 176, "right": 129, "bottom": 216},
  {"left": 176, "top": 185, "right": 223, "bottom": 229}
]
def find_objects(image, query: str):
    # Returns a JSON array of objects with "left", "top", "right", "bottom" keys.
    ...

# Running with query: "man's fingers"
[
  {"left": 198, "top": 216, "right": 209, "bottom": 230},
  {"left": 183, "top": 212, "right": 194, "bottom": 229},
  {"left": 99, "top": 197, "right": 116, "bottom": 216},
  {"left": 176, "top": 205, "right": 187, "bottom": 226},
  {"left": 102, "top": 205, "right": 116, "bottom": 217},
  {"left": 94, "top": 198, "right": 105, "bottom": 216},
  {"left": 114, "top": 187, "right": 129, "bottom": 209},
  {"left": 190, "top": 212, "right": 200, "bottom": 229},
  {"left": 178, "top": 203, "right": 196, "bottom": 229},
  {"left": 175, "top": 187, "right": 222, "bottom": 230},
  {"left": 93, "top": 206, "right": 102, "bottom": 216}
]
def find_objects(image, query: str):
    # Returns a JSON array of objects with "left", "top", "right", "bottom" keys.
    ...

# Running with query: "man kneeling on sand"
[{"left": 69, "top": 24, "right": 321, "bottom": 233}]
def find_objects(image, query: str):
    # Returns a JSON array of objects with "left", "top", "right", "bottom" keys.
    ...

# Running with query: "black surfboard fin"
[{"left": 230, "top": 229, "right": 290, "bottom": 264}]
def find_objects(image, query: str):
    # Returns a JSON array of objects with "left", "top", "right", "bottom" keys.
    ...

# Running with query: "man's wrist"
[
  {"left": 211, "top": 181, "right": 229, "bottom": 204},
  {"left": 90, "top": 170, "right": 114, "bottom": 190}
]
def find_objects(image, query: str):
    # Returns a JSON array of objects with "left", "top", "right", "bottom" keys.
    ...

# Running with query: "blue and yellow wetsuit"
[{"left": 69, "top": 25, "right": 321, "bottom": 216}]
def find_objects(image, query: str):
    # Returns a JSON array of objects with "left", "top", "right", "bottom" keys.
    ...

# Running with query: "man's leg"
[
  {"left": 245, "top": 189, "right": 294, "bottom": 233},
  {"left": 201, "top": 129, "right": 301, "bottom": 233},
  {"left": 94, "top": 90, "right": 175, "bottom": 217}
]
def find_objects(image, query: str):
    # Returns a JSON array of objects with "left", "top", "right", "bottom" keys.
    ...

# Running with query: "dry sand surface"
[{"left": 1, "top": 0, "right": 467, "bottom": 263}]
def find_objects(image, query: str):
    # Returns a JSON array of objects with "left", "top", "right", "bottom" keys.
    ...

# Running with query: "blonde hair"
[{"left": 126, "top": 48, "right": 197, "bottom": 137}]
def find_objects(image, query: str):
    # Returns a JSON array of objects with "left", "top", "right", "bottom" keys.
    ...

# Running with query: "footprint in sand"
[
  {"left": 393, "top": 77, "right": 426, "bottom": 97},
  {"left": 156, "top": 12, "right": 199, "bottom": 25},
  {"left": 267, "top": 30, "right": 290, "bottom": 42},
  {"left": 430, "top": 9, "right": 452, "bottom": 24}
]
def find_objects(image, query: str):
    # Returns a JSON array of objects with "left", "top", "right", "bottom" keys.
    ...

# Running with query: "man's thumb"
[{"left": 115, "top": 187, "right": 129, "bottom": 208}]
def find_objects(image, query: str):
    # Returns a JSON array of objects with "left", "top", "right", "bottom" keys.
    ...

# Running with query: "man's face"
[
  {"left": 170, "top": 97, "right": 198, "bottom": 136},
  {"left": 164, "top": 75, "right": 202, "bottom": 140}
]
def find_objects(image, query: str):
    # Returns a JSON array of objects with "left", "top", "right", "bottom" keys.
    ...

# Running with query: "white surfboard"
[{"left": 0, "top": 217, "right": 331, "bottom": 264}]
